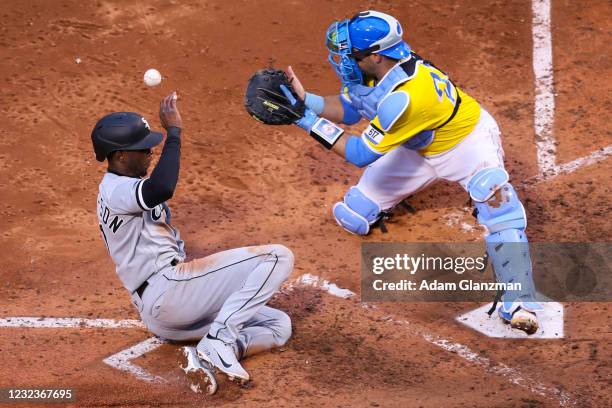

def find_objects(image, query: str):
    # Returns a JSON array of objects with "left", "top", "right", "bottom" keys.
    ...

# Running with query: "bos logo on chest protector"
[{"left": 363, "top": 124, "right": 384, "bottom": 145}]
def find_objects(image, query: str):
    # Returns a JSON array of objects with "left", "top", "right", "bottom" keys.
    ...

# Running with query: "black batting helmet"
[{"left": 91, "top": 112, "right": 163, "bottom": 162}]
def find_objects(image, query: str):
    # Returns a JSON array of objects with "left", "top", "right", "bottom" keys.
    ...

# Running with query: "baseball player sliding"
[
  {"left": 92, "top": 92, "right": 293, "bottom": 395},
  {"left": 246, "top": 10, "right": 543, "bottom": 334}
]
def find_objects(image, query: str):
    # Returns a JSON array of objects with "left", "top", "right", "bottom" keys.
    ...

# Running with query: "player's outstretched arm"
[
  {"left": 287, "top": 66, "right": 344, "bottom": 123},
  {"left": 244, "top": 69, "right": 381, "bottom": 167},
  {"left": 140, "top": 92, "right": 183, "bottom": 209},
  {"left": 277, "top": 86, "right": 382, "bottom": 167}
]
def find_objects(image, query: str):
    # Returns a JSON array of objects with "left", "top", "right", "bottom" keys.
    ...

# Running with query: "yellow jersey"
[{"left": 347, "top": 56, "right": 481, "bottom": 156}]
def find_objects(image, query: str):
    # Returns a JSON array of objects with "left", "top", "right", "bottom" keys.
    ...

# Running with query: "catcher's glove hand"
[{"left": 244, "top": 69, "right": 305, "bottom": 125}]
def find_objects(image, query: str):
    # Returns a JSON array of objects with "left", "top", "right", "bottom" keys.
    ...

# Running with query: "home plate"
[{"left": 456, "top": 302, "right": 564, "bottom": 339}]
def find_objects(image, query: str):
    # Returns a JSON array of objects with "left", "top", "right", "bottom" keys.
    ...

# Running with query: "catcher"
[{"left": 245, "top": 10, "right": 543, "bottom": 335}]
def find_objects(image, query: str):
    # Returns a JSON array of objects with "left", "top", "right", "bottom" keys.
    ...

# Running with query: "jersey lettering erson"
[{"left": 96, "top": 172, "right": 185, "bottom": 292}]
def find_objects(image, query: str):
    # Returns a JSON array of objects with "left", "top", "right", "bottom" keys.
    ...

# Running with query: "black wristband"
[
  {"left": 166, "top": 126, "right": 181, "bottom": 138},
  {"left": 309, "top": 118, "right": 344, "bottom": 149}
]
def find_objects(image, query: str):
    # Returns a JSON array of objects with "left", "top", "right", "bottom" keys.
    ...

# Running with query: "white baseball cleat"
[
  {"left": 510, "top": 309, "right": 539, "bottom": 335},
  {"left": 178, "top": 346, "right": 218, "bottom": 395},
  {"left": 197, "top": 334, "right": 250, "bottom": 383},
  {"left": 499, "top": 307, "right": 539, "bottom": 335}
]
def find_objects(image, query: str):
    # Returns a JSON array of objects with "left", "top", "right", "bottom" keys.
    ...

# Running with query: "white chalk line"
[
  {"left": 529, "top": 145, "right": 612, "bottom": 183},
  {"left": 294, "top": 273, "right": 354, "bottom": 298},
  {"left": 424, "top": 336, "right": 573, "bottom": 407},
  {"left": 0, "top": 316, "right": 165, "bottom": 383},
  {"left": 294, "top": 274, "right": 575, "bottom": 407},
  {"left": 0, "top": 317, "right": 144, "bottom": 328},
  {"left": 555, "top": 145, "right": 612, "bottom": 175},
  {"left": 533, "top": 0, "right": 557, "bottom": 175},
  {"left": 102, "top": 337, "right": 168, "bottom": 383},
  {"left": 0, "top": 279, "right": 576, "bottom": 405},
  {"left": 531, "top": 0, "right": 610, "bottom": 181}
]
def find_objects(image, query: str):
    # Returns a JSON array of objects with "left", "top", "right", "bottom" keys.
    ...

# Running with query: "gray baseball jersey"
[
  {"left": 96, "top": 171, "right": 292, "bottom": 358},
  {"left": 97, "top": 172, "right": 185, "bottom": 292}
]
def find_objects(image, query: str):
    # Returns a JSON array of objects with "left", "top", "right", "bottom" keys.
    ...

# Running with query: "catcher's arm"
[
  {"left": 244, "top": 68, "right": 379, "bottom": 167},
  {"left": 278, "top": 85, "right": 382, "bottom": 167},
  {"left": 286, "top": 66, "right": 345, "bottom": 123}
]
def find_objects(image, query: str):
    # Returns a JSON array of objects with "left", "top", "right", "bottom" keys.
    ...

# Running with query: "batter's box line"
[
  {"left": 0, "top": 316, "right": 144, "bottom": 328},
  {"left": 531, "top": 0, "right": 611, "bottom": 183},
  {"left": 0, "top": 316, "right": 166, "bottom": 383},
  {"left": 103, "top": 337, "right": 168, "bottom": 383},
  {"left": 0, "top": 283, "right": 575, "bottom": 406},
  {"left": 530, "top": 145, "right": 612, "bottom": 184}
]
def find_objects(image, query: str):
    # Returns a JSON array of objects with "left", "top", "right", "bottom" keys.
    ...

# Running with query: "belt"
[
  {"left": 135, "top": 258, "right": 179, "bottom": 298},
  {"left": 135, "top": 280, "right": 148, "bottom": 298}
]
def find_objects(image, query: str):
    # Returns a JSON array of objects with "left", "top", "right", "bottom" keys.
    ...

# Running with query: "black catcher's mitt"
[{"left": 244, "top": 69, "right": 305, "bottom": 125}]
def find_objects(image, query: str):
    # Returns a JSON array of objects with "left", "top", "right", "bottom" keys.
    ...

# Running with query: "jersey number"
[{"left": 430, "top": 72, "right": 456, "bottom": 104}]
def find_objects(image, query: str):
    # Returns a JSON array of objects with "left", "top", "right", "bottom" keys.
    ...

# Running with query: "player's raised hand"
[
  {"left": 159, "top": 91, "right": 182, "bottom": 129},
  {"left": 286, "top": 66, "right": 306, "bottom": 101}
]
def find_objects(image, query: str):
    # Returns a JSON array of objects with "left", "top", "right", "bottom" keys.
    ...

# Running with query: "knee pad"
[
  {"left": 332, "top": 187, "right": 381, "bottom": 235},
  {"left": 468, "top": 168, "right": 526, "bottom": 233}
]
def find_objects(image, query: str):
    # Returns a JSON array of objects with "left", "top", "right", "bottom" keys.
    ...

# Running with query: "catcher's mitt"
[{"left": 244, "top": 69, "right": 305, "bottom": 125}]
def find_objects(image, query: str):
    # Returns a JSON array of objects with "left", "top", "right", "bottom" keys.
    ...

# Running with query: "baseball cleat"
[
  {"left": 197, "top": 334, "right": 250, "bottom": 383},
  {"left": 499, "top": 307, "right": 539, "bottom": 335},
  {"left": 178, "top": 346, "right": 218, "bottom": 395}
]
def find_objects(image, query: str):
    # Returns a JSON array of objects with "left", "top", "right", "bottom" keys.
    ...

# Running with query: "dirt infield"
[{"left": 1, "top": 0, "right": 610, "bottom": 407}]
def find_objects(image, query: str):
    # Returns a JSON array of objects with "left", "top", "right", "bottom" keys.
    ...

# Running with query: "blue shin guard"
[{"left": 469, "top": 168, "right": 542, "bottom": 314}]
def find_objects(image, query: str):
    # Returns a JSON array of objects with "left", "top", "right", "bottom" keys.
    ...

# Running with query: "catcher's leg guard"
[
  {"left": 332, "top": 187, "right": 381, "bottom": 235},
  {"left": 468, "top": 168, "right": 542, "bottom": 314}
]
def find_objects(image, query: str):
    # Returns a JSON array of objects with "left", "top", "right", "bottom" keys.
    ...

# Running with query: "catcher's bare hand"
[
  {"left": 286, "top": 66, "right": 305, "bottom": 101},
  {"left": 159, "top": 91, "right": 182, "bottom": 129}
]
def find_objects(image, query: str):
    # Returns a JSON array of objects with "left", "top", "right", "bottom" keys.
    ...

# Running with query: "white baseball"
[{"left": 143, "top": 68, "right": 162, "bottom": 87}]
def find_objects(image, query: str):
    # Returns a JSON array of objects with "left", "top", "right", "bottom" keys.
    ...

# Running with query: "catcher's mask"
[
  {"left": 91, "top": 112, "right": 163, "bottom": 162},
  {"left": 326, "top": 10, "right": 411, "bottom": 86}
]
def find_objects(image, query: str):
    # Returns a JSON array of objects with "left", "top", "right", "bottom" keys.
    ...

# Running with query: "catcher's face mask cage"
[{"left": 326, "top": 19, "right": 363, "bottom": 86}]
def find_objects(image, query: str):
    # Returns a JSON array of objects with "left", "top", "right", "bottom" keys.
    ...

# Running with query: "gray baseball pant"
[{"left": 133, "top": 244, "right": 293, "bottom": 358}]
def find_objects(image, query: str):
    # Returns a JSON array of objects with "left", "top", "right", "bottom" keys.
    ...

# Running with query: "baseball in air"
[{"left": 143, "top": 69, "right": 162, "bottom": 87}]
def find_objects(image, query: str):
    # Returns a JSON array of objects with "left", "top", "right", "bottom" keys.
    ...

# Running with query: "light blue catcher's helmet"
[{"left": 326, "top": 10, "right": 412, "bottom": 86}]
